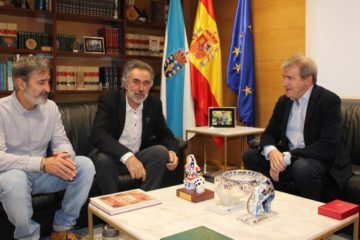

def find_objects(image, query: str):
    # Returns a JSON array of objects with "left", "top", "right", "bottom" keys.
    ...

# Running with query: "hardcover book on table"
[
  {"left": 160, "top": 226, "right": 233, "bottom": 240},
  {"left": 318, "top": 199, "right": 359, "bottom": 220},
  {"left": 90, "top": 189, "right": 161, "bottom": 215}
]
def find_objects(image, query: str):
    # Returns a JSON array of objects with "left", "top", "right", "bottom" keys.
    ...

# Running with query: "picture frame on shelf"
[
  {"left": 208, "top": 107, "right": 236, "bottom": 128},
  {"left": 83, "top": 36, "right": 105, "bottom": 54}
]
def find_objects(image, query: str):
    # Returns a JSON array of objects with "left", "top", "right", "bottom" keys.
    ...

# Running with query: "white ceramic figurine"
[{"left": 184, "top": 154, "right": 205, "bottom": 194}]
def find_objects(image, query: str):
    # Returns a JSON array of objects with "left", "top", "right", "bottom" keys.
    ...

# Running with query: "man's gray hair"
[
  {"left": 281, "top": 54, "right": 318, "bottom": 84},
  {"left": 121, "top": 59, "right": 154, "bottom": 88},
  {"left": 12, "top": 55, "right": 50, "bottom": 85}
]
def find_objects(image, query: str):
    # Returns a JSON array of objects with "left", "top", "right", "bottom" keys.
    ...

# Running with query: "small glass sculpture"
[
  {"left": 214, "top": 169, "right": 275, "bottom": 224},
  {"left": 214, "top": 169, "right": 262, "bottom": 206},
  {"left": 246, "top": 177, "right": 275, "bottom": 216}
]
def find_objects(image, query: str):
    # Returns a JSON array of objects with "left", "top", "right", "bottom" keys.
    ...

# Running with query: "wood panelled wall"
[
  {"left": 182, "top": 0, "right": 305, "bottom": 168},
  {"left": 252, "top": 0, "right": 305, "bottom": 127}
]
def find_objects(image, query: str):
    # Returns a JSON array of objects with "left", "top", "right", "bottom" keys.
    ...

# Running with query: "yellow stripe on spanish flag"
[{"left": 190, "top": 0, "right": 223, "bottom": 126}]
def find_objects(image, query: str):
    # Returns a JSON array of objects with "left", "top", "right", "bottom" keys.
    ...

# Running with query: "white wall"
[{"left": 306, "top": 0, "right": 360, "bottom": 99}]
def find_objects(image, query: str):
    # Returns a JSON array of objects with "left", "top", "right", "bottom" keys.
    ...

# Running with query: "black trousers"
[
  {"left": 243, "top": 149, "right": 339, "bottom": 201},
  {"left": 91, "top": 145, "right": 169, "bottom": 194}
]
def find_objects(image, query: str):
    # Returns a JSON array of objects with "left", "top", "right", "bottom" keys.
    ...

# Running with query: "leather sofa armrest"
[
  {"left": 352, "top": 164, "right": 360, "bottom": 175},
  {"left": 178, "top": 138, "right": 187, "bottom": 151},
  {"left": 248, "top": 138, "right": 260, "bottom": 149}
]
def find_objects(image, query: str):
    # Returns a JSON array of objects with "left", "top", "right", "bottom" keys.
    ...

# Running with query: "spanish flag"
[{"left": 190, "top": 0, "right": 223, "bottom": 126}]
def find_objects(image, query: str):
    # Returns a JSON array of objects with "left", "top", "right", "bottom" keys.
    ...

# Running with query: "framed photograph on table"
[
  {"left": 208, "top": 107, "right": 236, "bottom": 128},
  {"left": 83, "top": 36, "right": 105, "bottom": 54}
]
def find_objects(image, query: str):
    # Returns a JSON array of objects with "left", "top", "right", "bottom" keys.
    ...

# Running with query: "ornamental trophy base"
[
  {"left": 237, "top": 211, "right": 277, "bottom": 225},
  {"left": 207, "top": 202, "right": 245, "bottom": 215},
  {"left": 176, "top": 188, "right": 214, "bottom": 203}
]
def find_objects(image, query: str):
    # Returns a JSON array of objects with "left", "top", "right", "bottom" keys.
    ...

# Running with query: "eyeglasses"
[{"left": 130, "top": 78, "right": 152, "bottom": 87}]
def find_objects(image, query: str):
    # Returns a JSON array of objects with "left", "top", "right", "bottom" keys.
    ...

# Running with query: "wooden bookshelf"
[
  {"left": 56, "top": 12, "right": 123, "bottom": 24},
  {"left": 126, "top": 20, "right": 165, "bottom": 30},
  {"left": 0, "top": 0, "right": 168, "bottom": 102},
  {"left": 0, "top": 47, "right": 52, "bottom": 55},
  {"left": 56, "top": 51, "right": 122, "bottom": 58},
  {"left": 125, "top": 55, "right": 162, "bottom": 61},
  {"left": 0, "top": 6, "right": 52, "bottom": 18}
]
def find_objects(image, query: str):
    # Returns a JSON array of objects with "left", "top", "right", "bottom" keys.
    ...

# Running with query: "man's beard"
[
  {"left": 127, "top": 89, "right": 148, "bottom": 104},
  {"left": 24, "top": 90, "right": 48, "bottom": 105}
]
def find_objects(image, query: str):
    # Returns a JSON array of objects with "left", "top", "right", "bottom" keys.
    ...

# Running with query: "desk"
[
  {"left": 185, "top": 126, "right": 264, "bottom": 172},
  {"left": 88, "top": 184, "right": 359, "bottom": 240}
]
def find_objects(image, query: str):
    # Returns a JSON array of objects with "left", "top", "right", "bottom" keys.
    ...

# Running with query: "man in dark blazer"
[
  {"left": 243, "top": 54, "right": 351, "bottom": 201},
  {"left": 90, "top": 59, "right": 179, "bottom": 194}
]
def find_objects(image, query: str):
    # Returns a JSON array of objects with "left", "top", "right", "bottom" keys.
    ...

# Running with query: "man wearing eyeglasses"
[{"left": 89, "top": 59, "right": 179, "bottom": 194}]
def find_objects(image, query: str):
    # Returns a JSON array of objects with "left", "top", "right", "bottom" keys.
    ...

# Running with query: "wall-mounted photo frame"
[
  {"left": 208, "top": 107, "right": 236, "bottom": 128},
  {"left": 83, "top": 36, "right": 105, "bottom": 54}
]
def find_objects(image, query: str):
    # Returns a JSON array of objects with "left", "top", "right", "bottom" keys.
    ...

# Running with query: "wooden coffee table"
[{"left": 88, "top": 183, "right": 359, "bottom": 240}]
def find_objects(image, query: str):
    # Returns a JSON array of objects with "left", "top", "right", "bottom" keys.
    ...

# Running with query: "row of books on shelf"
[
  {"left": 1, "top": 23, "right": 121, "bottom": 55},
  {"left": 57, "top": 34, "right": 76, "bottom": 52},
  {"left": 150, "top": 0, "right": 169, "bottom": 25},
  {"left": 125, "top": 34, "right": 164, "bottom": 57},
  {"left": 56, "top": 65, "right": 120, "bottom": 91},
  {"left": 34, "top": 0, "right": 52, "bottom": 10},
  {"left": 18, "top": 31, "right": 51, "bottom": 50},
  {"left": 98, "top": 27, "right": 120, "bottom": 54},
  {"left": 18, "top": 32, "right": 78, "bottom": 52},
  {"left": 152, "top": 74, "right": 161, "bottom": 87},
  {"left": 99, "top": 67, "right": 120, "bottom": 90},
  {"left": 55, "top": 0, "right": 118, "bottom": 19},
  {"left": 0, "top": 22, "right": 17, "bottom": 48},
  {"left": 1, "top": 23, "right": 51, "bottom": 50},
  {"left": 1, "top": 0, "right": 117, "bottom": 18},
  {"left": 0, "top": 0, "right": 52, "bottom": 10},
  {"left": 0, "top": 52, "right": 163, "bottom": 92},
  {"left": 0, "top": 63, "right": 121, "bottom": 92},
  {"left": 0, "top": 59, "right": 14, "bottom": 91}
]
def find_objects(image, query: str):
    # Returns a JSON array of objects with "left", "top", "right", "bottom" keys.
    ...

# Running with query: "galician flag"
[
  {"left": 190, "top": 0, "right": 223, "bottom": 127},
  {"left": 161, "top": 0, "right": 195, "bottom": 139}
]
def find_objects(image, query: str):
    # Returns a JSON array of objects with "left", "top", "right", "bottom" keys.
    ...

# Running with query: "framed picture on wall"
[
  {"left": 83, "top": 36, "right": 105, "bottom": 54},
  {"left": 208, "top": 107, "right": 236, "bottom": 128}
]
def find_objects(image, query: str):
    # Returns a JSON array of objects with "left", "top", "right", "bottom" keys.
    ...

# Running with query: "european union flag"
[{"left": 226, "top": 0, "right": 255, "bottom": 127}]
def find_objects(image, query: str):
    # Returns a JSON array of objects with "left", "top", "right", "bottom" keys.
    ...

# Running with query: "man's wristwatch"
[
  {"left": 40, "top": 157, "right": 47, "bottom": 172},
  {"left": 283, "top": 152, "right": 292, "bottom": 166}
]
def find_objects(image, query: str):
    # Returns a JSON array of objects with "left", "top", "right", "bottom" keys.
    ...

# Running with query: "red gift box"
[{"left": 318, "top": 199, "right": 359, "bottom": 220}]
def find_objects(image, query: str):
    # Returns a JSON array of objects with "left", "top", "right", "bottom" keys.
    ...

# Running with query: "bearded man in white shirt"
[
  {"left": 89, "top": 59, "right": 179, "bottom": 194},
  {"left": 0, "top": 56, "right": 95, "bottom": 240}
]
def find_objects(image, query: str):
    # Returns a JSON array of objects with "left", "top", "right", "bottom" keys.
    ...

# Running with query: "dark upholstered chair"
[
  {"left": 340, "top": 100, "right": 360, "bottom": 204},
  {"left": 0, "top": 102, "right": 186, "bottom": 239},
  {"left": 244, "top": 100, "right": 360, "bottom": 203}
]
